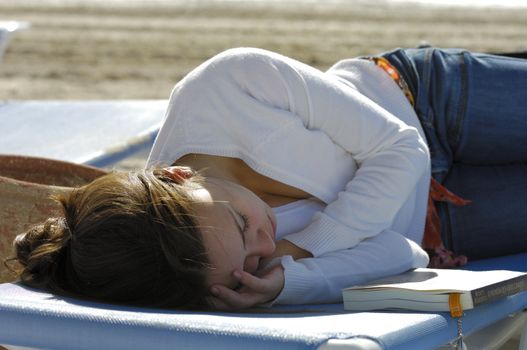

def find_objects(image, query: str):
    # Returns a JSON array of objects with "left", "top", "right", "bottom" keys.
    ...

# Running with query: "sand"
[
  {"left": 1, "top": 0, "right": 526, "bottom": 171},
  {"left": 2, "top": 1, "right": 526, "bottom": 100}
]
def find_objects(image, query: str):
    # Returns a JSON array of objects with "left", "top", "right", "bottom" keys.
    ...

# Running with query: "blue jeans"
[{"left": 381, "top": 48, "right": 527, "bottom": 260}]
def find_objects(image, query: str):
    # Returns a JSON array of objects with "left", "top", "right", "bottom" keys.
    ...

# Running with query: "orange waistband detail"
[{"left": 366, "top": 56, "right": 415, "bottom": 107}]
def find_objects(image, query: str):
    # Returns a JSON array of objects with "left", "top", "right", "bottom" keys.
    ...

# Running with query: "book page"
[{"left": 345, "top": 268, "right": 526, "bottom": 293}]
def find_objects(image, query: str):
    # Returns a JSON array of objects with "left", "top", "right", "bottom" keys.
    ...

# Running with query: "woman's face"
[{"left": 189, "top": 178, "right": 277, "bottom": 290}]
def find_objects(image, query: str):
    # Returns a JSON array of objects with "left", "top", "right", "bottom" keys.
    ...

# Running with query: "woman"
[{"left": 11, "top": 47, "right": 527, "bottom": 310}]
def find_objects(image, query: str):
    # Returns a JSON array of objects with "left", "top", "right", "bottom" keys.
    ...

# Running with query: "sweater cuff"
[
  {"left": 283, "top": 213, "right": 360, "bottom": 257},
  {"left": 272, "top": 256, "right": 315, "bottom": 305}
]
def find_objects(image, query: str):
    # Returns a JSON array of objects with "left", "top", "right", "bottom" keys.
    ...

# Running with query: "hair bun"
[{"left": 14, "top": 217, "right": 72, "bottom": 288}]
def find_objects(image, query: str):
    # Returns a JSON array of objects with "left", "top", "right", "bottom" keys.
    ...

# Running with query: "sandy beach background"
[{"left": 1, "top": 0, "right": 526, "bottom": 172}]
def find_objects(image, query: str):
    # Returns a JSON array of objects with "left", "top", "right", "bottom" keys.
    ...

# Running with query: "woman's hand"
[
  {"left": 208, "top": 265, "right": 284, "bottom": 310},
  {"left": 207, "top": 240, "right": 311, "bottom": 310}
]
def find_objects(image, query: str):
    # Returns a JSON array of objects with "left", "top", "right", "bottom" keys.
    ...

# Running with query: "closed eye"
[
  {"left": 226, "top": 204, "right": 247, "bottom": 248},
  {"left": 237, "top": 212, "right": 250, "bottom": 234}
]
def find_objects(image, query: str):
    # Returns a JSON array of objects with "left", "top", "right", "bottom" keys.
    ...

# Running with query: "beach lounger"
[
  {"left": 1, "top": 100, "right": 526, "bottom": 349},
  {"left": 0, "top": 100, "right": 167, "bottom": 167},
  {"left": 0, "top": 253, "right": 526, "bottom": 350}
]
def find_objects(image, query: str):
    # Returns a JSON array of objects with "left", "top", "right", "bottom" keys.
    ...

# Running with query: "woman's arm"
[
  {"left": 209, "top": 231, "right": 429, "bottom": 308},
  {"left": 251, "top": 51, "right": 429, "bottom": 257},
  {"left": 276, "top": 230, "right": 430, "bottom": 304}
]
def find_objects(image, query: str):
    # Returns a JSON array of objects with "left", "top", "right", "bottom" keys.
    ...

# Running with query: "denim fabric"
[{"left": 381, "top": 48, "right": 527, "bottom": 260}]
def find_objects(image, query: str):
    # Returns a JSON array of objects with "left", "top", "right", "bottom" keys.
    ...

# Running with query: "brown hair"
[{"left": 10, "top": 169, "right": 211, "bottom": 309}]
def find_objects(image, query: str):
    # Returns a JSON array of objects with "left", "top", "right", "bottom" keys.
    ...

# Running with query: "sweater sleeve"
[
  {"left": 274, "top": 231, "right": 430, "bottom": 305},
  {"left": 258, "top": 53, "right": 430, "bottom": 257}
]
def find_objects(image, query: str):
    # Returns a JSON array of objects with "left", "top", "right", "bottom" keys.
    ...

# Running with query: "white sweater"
[{"left": 147, "top": 48, "right": 430, "bottom": 304}]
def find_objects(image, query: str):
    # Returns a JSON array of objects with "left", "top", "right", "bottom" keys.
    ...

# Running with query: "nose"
[
  {"left": 244, "top": 229, "right": 276, "bottom": 275},
  {"left": 255, "top": 227, "right": 276, "bottom": 258}
]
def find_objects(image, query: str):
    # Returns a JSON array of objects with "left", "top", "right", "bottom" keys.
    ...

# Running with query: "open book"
[{"left": 343, "top": 268, "right": 527, "bottom": 313}]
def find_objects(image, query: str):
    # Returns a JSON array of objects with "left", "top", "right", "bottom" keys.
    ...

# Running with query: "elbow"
[
  {"left": 383, "top": 231, "right": 430, "bottom": 270},
  {"left": 415, "top": 141, "right": 431, "bottom": 178},
  {"left": 416, "top": 130, "right": 431, "bottom": 173}
]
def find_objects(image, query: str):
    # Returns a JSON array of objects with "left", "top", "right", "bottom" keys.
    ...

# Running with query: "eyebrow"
[{"left": 225, "top": 204, "right": 246, "bottom": 248}]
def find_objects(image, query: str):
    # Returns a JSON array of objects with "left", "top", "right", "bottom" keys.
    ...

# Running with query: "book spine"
[{"left": 471, "top": 275, "right": 527, "bottom": 306}]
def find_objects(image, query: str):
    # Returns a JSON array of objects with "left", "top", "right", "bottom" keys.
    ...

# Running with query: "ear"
[{"left": 162, "top": 166, "right": 194, "bottom": 184}]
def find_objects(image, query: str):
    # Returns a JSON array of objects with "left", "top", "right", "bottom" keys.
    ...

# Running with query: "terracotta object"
[{"left": 0, "top": 155, "right": 107, "bottom": 283}]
